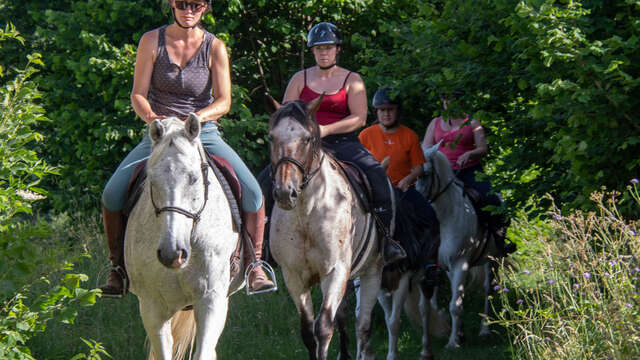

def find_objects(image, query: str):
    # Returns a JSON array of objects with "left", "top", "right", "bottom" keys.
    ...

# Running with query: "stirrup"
[
  {"left": 98, "top": 265, "right": 128, "bottom": 299},
  {"left": 244, "top": 260, "right": 278, "bottom": 295}
]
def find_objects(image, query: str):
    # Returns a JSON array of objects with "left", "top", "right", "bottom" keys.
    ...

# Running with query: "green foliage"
[
  {"left": 0, "top": 26, "right": 100, "bottom": 359},
  {"left": 358, "top": 0, "right": 640, "bottom": 216},
  {"left": 491, "top": 186, "right": 640, "bottom": 359}
]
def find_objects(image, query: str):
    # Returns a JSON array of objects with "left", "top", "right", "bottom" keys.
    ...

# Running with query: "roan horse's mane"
[{"left": 270, "top": 100, "right": 322, "bottom": 151}]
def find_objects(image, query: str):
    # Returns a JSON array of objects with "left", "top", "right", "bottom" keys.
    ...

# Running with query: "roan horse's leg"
[
  {"left": 335, "top": 281, "right": 354, "bottom": 360},
  {"left": 282, "top": 270, "right": 317, "bottom": 360},
  {"left": 355, "top": 268, "right": 382, "bottom": 360},
  {"left": 317, "top": 266, "right": 350, "bottom": 360},
  {"left": 139, "top": 298, "right": 173, "bottom": 359},
  {"left": 192, "top": 293, "right": 229, "bottom": 360},
  {"left": 446, "top": 259, "right": 469, "bottom": 348}
]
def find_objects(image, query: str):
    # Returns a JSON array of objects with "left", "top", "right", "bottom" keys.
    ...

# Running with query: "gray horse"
[
  {"left": 415, "top": 142, "right": 499, "bottom": 351},
  {"left": 125, "top": 116, "right": 244, "bottom": 360}
]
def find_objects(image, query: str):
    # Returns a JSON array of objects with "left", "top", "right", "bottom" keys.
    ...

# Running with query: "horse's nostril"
[{"left": 291, "top": 190, "right": 298, "bottom": 199}]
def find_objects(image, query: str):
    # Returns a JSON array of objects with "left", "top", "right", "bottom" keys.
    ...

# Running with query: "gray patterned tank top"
[{"left": 148, "top": 25, "right": 215, "bottom": 119}]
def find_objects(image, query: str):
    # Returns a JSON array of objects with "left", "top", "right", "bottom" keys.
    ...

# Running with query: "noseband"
[
  {"left": 150, "top": 146, "right": 210, "bottom": 224},
  {"left": 272, "top": 152, "right": 324, "bottom": 191}
]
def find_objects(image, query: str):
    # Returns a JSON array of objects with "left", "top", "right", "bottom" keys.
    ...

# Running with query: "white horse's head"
[
  {"left": 266, "top": 94, "right": 323, "bottom": 210},
  {"left": 147, "top": 115, "right": 204, "bottom": 269},
  {"left": 416, "top": 140, "right": 454, "bottom": 200}
]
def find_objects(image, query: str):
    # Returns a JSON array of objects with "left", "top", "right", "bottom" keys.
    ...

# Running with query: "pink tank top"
[
  {"left": 299, "top": 70, "right": 351, "bottom": 126},
  {"left": 434, "top": 116, "right": 481, "bottom": 170}
]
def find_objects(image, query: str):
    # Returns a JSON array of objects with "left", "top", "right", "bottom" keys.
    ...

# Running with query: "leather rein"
[{"left": 423, "top": 156, "right": 456, "bottom": 202}]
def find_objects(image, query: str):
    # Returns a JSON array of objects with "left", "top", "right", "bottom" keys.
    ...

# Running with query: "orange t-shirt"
[{"left": 359, "top": 124, "right": 426, "bottom": 186}]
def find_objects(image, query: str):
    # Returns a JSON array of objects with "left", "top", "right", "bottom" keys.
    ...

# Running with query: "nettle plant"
[{"left": 491, "top": 180, "right": 640, "bottom": 359}]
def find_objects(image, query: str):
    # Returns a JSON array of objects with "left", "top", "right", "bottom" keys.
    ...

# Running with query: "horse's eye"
[
  {"left": 267, "top": 134, "right": 273, "bottom": 142},
  {"left": 188, "top": 173, "right": 198, "bottom": 185},
  {"left": 303, "top": 137, "right": 311, "bottom": 144}
]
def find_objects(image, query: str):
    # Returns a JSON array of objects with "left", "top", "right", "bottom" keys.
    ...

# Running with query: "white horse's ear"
[
  {"left": 149, "top": 119, "right": 165, "bottom": 143},
  {"left": 265, "top": 93, "right": 281, "bottom": 114},
  {"left": 185, "top": 113, "right": 201, "bottom": 141},
  {"left": 422, "top": 140, "right": 442, "bottom": 157},
  {"left": 306, "top": 93, "right": 325, "bottom": 118}
]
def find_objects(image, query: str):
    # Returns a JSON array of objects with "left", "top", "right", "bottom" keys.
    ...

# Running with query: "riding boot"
[
  {"left": 375, "top": 207, "right": 407, "bottom": 264},
  {"left": 244, "top": 198, "right": 276, "bottom": 292},
  {"left": 99, "top": 206, "right": 128, "bottom": 298}
]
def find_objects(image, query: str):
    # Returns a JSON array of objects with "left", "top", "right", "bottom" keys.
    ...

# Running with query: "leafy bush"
[
  {"left": 491, "top": 181, "right": 640, "bottom": 359},
  {"left": 0, "top": 25, "right": 101, "bottom": 359}
]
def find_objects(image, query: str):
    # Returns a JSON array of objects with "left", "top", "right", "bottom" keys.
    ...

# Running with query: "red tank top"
[
  {"left": 299, "top": 70, "right": 351, "bottom": 126},
  {"left": 434, "top": 116, "right": 481, "bottom": 170}
]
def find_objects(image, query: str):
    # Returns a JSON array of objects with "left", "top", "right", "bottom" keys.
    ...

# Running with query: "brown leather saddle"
[{"left": 122, "top": 151, "right": 246, "bottom": 280}]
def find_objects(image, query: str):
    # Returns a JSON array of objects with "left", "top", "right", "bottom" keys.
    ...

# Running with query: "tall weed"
[{"left": 492, "top": 181, "right": 640, "bottom": 359}]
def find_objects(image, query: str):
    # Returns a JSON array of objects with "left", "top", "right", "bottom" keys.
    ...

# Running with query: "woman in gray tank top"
[{"left": 99, "top": 0, "right": 274, "bottom": 297}]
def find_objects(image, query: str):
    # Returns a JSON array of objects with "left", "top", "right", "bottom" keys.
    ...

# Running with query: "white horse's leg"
[
  {"left": 355, "top": 268, "right": 382, "bottom": 360},
  {"left": 192, "top": 293, "right": 229, "bottom": 360},
  {"left": 446, "top": 260, "right": 469, "bottom": 349},
  {"left": 139, "top": 298, "right": 173, "bottom": 360},
  {"left": 479, "top": 262, "right": 492, "bottom": 337},
  {"left": 316, "top": 266, "right": 349, "bottom": 360},
  {"left": 382, "top": 273, "right": 409, "bottom": 360},
  {"left": 282, "top": 269, "right": 316, "bottom": 360}
]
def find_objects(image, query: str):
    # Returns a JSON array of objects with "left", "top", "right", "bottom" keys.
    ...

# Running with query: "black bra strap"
[
  {"left": 304, "top": 68, "right": 307, "bottom": 86},
  {"left": 342, "top": 72, "right": 353, "bottom": 88}
]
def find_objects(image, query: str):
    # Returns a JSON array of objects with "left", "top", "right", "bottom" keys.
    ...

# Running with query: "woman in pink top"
[
  {"left": 422, "top": 89, "right": 516, "bottom": 256},
  {"left": 422, "top": 89, "right": 488, "bottom": 190},
  {"left": 280, "top": 22, "right": 406, "bottom": 263}
]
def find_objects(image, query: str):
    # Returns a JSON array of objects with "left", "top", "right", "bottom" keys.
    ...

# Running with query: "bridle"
[
  {"left": 150, "top": 146, "right": 210, "bottom": 225},
  {"left": 271, "top": 151, "right": 324, "bottom": 192},
  {"left": 421, "top": 156, "right": 456, "bottom": 202}
]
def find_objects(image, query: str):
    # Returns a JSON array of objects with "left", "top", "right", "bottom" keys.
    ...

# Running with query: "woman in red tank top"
[{"left": 280, "top": 22, "right": 406, "bottom": 264}]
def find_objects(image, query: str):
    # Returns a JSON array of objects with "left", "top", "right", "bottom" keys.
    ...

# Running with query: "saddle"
[
  {"left": 332, "top": 157, "right": 373, "bottom": 213},
  {"left": 122, "top": 150, "right": 246, "bottom": 280}
]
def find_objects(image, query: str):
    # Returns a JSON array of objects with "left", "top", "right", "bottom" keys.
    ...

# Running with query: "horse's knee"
[{"left": 315, "top": 309, "right": 333, "bottom": 341}]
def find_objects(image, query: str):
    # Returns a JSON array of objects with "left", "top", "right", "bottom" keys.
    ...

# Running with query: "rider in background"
[
  {"left": 422, "top": 89, "right": 516, "bottom": 256},
  {"left": 282, "top": 22, "right": 406, "bottom": 263},
  {"left": 360, "top": 87, "right": 442, "bottom": 281},
  {"left": 99, "top": 0, "right": 274, "bottom": 297}
]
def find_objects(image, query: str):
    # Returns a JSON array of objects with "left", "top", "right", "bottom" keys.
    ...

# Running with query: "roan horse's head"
[
  {"left": 266, "top": 94, "right": 323, "bottom": 210},
  {"left": 147, "top": 115, "right": 205, "bottom": 269}
]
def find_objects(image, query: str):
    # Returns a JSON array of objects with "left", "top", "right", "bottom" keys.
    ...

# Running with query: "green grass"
[{"left": 25, "top": 211, "right": 511, "bottom": 359}]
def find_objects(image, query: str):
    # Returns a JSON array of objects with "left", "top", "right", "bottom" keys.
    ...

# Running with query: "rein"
[{"left": 150, "top": 146, "right": 210, "bottom": 224}]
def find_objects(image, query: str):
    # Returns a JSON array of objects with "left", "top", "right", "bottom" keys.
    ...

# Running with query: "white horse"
[
  {"left": 125, "top": 116, "right": 244, "bottom": 360},
  {"left": 414, "top": 142, "right": 498, "bottom": 351},
  {"left": 267, "top": 96, "right": 384, "bottom": 360}
]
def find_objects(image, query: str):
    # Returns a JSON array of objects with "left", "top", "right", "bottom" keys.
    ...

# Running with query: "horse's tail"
[
  {"left": 404, "top": 285, "right": 450, "bottom": 337},
  {"left": 147, "top": 309, "right": 196, "bottom": 360}
]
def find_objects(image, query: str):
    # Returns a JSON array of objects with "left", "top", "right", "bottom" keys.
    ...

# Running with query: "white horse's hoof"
[
  {"left": 445, "top": 341, "right": 461, "bottom": 349},
  {"left": 478, "top": 327, "right": 491, "bottom": 338}
]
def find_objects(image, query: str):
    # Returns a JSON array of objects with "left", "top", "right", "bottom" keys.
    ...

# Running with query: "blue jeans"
[{"left": 102, "top": 122, "right": 263, "bottom": 212}]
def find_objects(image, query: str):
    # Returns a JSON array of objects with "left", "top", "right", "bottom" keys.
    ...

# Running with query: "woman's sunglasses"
[{"left": 174, "top": 1, "right": 206, "bottom": 12}]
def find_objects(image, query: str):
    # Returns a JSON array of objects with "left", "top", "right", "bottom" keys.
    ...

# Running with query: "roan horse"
[
  {"left": 125, "top": 115, "right": 244, "bottom": 360},
  {"left": 415, "top": 142, "right": 499, "bottom": 352},
  {"left": 266, "top": 96, "right": 384, "bottom": 360}
]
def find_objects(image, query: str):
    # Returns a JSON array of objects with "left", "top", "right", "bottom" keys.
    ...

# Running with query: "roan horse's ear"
[
  {"left": 185, "top": 113, "right": 201, "bottom": 141},
  {"left": 149, "top": 119, "right": 165, "bottom": 143},
  {"left": 306, "top": 93, "right": 325, "bottom": 118},
  {"left": 264, "top": 93, "right": 281, "bottom": 114}
]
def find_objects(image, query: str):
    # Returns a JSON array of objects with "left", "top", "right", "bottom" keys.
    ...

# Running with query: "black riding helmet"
[
  {"left": 440, "top": 89, "right": 465, "bottom": 100},
  {"left": 307, "top": 22, "right": 343, "bottom": 48},
  {"left": 372, "top": 87, "right": 398, "bottom": 108}
]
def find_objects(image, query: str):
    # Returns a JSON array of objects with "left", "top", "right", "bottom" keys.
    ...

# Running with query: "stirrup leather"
[
  {"left": 244, "top": 260, "right": 278, "bottom": 295},
  {"left": 100, "top": 265, "right": 128, "bottom": 299}
]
